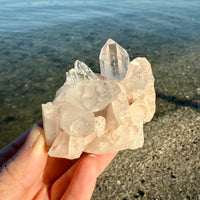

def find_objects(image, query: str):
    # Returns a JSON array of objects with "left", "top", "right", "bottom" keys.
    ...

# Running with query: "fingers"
[
  {"left": 51, "top": 152, "right": 118, "bottom": 200},
  {"left": 0, "top": 125, "right": 48, "bottom": 199},
  {"left": 0, "top": 119, "right": 43, "bottom": 167},
  {"left": 50, "top": 157, "right": 80, "bottom": 200},
  {"left": 43, "top": 156, "right": 78, "bottom": 184},
  {"left": 61, "top": 154, "right": 98, "bottom": 200}
]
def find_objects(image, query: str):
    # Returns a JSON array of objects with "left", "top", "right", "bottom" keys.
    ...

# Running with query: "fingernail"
[
  {"left": 25, "top": 124, "right": 41, "bottom": 148},
  {"left": 32, "top": 132, "right": 47, "bottom": 156},
  {"left": 88, "top": 154, "right": 98, "bottom": 160}
]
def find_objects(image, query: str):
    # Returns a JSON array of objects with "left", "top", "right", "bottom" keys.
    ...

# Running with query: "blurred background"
[{"left": 0, "top": 0, "right": 200, "bottom": 199}]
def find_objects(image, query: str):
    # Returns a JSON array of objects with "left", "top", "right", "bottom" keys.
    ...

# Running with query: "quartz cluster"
[{"left": 42, "top": 39, "right": 156, "bottom": 159}]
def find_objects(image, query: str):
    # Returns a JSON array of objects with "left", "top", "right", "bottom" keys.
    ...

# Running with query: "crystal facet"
[
  {"left": 42, "top": 39, "right": 156, "bottom": 159},
  {"left": 99, "top": 39, "right": 129, "bottom": 81}
]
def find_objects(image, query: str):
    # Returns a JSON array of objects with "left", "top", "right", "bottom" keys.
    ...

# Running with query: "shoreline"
[{"left": 0, "top": 22, "right": 200, "bottom": 199}]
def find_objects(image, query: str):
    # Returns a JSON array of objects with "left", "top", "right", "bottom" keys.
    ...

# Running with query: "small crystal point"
[
  {"left": 65, "top": 60, "right": 99, "bottom": 85},
  {"left": 74, "top": 60, "right": 99, "bottom": 81},
  {"left": 99, "top": 39, "right": 130, "bottom": 81}
]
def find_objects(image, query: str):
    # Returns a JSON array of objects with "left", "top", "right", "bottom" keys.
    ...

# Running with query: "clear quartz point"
[{"left": 99, "top": 39, "right": 130, "bottom": 81}]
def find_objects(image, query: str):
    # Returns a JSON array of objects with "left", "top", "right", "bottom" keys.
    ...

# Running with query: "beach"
[{"left": 0, "top": 0, "right": 200, "bottom": 199}]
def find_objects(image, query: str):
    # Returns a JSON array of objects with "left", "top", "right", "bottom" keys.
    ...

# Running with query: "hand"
[{"left": 0, "top": 121, "right": 117, "bottom": 200}]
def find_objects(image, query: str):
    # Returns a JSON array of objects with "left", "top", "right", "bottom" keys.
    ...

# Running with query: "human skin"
[{"left": 0, "top": 120, "right": 117, "bottom": 200}]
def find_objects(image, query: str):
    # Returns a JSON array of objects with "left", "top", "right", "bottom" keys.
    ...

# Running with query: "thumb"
[{"left": 0, "top": 125, "right": 48, "bottom": 199}]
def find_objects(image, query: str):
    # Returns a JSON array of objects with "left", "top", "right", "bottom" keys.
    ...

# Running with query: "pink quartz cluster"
[{"left": 42, "top": 39, "right": 156, "bottom": 159}]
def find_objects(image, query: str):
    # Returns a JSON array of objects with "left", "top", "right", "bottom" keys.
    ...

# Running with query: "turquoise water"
[{"left": 0, "top": 0, "right": 200, "bottom": 148}]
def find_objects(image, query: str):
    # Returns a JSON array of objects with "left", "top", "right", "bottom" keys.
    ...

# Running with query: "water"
[
  {"left": 1, "top": 0, "right": 200, "bottom": 36},
  {"left": 0, "top": 0, "right": 200, "bottom": 148}
]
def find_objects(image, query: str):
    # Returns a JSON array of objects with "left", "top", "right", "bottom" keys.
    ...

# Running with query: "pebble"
[
  {"left": 195, "top": 88, "right": 200, "bottom": 95},
  {"left": 117, "top": 180, "right": 121, "bottom": 185}
]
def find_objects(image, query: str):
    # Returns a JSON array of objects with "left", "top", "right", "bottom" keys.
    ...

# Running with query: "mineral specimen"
[{"left": 42, "top": 39, "right": 156, "bottom": 159}]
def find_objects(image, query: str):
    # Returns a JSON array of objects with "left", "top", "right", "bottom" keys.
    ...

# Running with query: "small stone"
[
  {"left": 171, "top": 174, "right": 176, "bottom": 179},
  {"left": 195, "top": 88, "right": 200, "bottom": 96},
  {"left": 117, "top": 180, "right": 121, "bottom": 185},
  {"left": 4, "top": 116, "right": 16, "bottom": 123}
]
